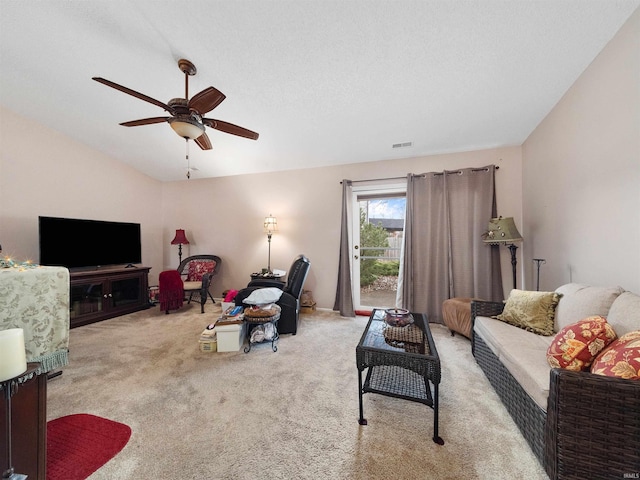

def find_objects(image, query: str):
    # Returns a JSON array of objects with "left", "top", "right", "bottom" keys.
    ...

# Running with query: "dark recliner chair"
[{"left": 234, "top": 255, "right": 310, "bottom": 335}]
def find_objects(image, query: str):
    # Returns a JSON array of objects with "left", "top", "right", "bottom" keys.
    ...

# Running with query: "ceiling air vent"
[{"left": 392, "top": 142, "right": 413, "bottom": 149}]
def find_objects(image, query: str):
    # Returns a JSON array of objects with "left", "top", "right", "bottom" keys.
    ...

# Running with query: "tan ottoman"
[{"left": 442, "top": 298, "right": 475, "bottom": 339}]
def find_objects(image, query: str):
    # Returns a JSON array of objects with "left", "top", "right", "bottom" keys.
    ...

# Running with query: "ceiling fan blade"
[
  {"left": 189, "top": 87, "right": 226, "bottom": 115},
  {"left": 92, "top": 77, "right": 175, "bottom": 114},
  {"left": 203, "top": 119, "right": 259, "bottom": 140},
  {"left": 120, "top": 117, "right": 170, "bottom": 127},
  {"left": 194, "top": 132, "right": 212, "bottom": 150}
]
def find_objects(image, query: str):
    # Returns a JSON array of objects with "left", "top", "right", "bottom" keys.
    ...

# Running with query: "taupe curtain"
[
  {"left": 400, "top": 165, "right": 502, "bottom": 323},
  {"left": 333, "top": 180, "right": 355, "bottom": 317}
]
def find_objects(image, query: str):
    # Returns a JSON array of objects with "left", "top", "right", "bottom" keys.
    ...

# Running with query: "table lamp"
[
  {"left": 483, "top": 216, "right": 523, "bottom": 290},
  {"left": 0, "top": 328, "right": 28, "bottom": 480}
]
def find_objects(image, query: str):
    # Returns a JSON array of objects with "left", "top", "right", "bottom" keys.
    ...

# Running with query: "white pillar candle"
[{"left": 0, "top": 328, "right": 28, "bottom": 382}]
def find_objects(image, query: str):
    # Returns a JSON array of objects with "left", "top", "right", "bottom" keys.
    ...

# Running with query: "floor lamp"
[
  {"left": 171, "top": 229, "right": 190, "bottom": 266},
  {"left": 483, "top": 216, "right": 523, "bottom": 290},
  {"left": 263, "top": 215, "right": 278, "bottom": 274},
  {"left": 0, "top": 329, "right": 28, "bottom": 480}
]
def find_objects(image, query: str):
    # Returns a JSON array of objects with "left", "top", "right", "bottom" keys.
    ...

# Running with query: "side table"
[
  {"left": 0, "top": 362, "right": 47, "bottom": 480},
  {"left": 244, "top": 307, "right": 281, "bottom": 353},
  {"left": 250, "top": 272, "right": 285, "bottom": 282}
]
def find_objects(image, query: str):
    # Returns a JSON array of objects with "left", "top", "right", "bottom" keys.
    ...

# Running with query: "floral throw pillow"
[
  {"left": 187, "top": 260, "right": 216, "bottom": 282},
  {"left": 546, "top": 316, "right": 617, "bottom": 371},
  {"left": 494, "top": 289, "right": 560, "bottom": 336},
  {"left": 591, "top": 330, "right": 640, "bottom": 380}
]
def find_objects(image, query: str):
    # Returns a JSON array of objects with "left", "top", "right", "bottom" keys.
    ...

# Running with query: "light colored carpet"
[{"left": 48, "top": 304, "right": 548, "bottom": 479}]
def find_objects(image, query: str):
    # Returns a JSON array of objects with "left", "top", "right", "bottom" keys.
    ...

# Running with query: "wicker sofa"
[{"left": 471, "top": 283, "right": 640, "bottom": 480}]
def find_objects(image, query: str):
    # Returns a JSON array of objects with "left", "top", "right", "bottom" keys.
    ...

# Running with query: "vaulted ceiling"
[{"left": 1, "top": 1, "right": 638, "bottom": 181}]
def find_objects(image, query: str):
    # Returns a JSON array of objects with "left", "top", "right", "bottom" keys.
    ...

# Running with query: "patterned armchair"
[{"left": 177, "top": 255, "right": 221, "bottom": 313}]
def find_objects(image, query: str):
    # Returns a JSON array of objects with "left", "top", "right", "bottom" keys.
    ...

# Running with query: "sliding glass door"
[{"left": 351, "top": 183, "right": 406, "bottom": 311}]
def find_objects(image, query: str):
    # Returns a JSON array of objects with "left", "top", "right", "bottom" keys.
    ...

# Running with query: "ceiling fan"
[{"left": 92, "top": 59, "right": 259, "bottom": 150}]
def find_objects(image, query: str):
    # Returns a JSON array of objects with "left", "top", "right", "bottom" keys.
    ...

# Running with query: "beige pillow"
[{"left": 495, "top": 289, "right": 561, "bottom": 336}]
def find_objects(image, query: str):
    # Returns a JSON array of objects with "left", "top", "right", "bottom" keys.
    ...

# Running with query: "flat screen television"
[{"left": 39, "top": 216, "right": 141, "bottom": 270}]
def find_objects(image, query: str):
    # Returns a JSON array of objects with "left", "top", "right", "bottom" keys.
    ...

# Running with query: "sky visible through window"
[{"left": 366, "top": 198, "right": 406, "bottom": 219}]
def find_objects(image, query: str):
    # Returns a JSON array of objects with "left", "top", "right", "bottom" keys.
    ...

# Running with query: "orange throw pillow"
[
  {"left": 547, "top": 316, "right": 617, "bottom": 371},
  {"left": 591, "top": 330, "right": 640, "bottom": 380}
]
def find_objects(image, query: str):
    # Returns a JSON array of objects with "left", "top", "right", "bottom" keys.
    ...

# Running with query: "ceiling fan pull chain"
[{"left": 185, "top": 139, "right": 190, "bottom": 179}]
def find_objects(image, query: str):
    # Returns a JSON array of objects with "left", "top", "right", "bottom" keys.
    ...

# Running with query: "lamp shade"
[
  {"left": 483, "top": 217, "right": 523, "bottom": 244},
  {"left": 0, "top": 328, "right": 27, "bottom": 382},
  {"left": 264, "top": 215, "right": 278, "bottom": 234},
  {"left": 171, "top": 229, "right": 190, "bottom": 245}
]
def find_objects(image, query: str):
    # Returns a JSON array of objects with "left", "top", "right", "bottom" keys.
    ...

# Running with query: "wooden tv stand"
[{"left": 69, "top": 266, "right": 150, "bottom": 328}]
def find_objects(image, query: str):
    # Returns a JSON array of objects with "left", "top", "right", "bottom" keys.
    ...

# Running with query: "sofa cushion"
[
  {"left": 494, "top": 289, "right": 559, "bottom": 336},
  {"left": 591, "top": 330, "right": 640, "bottom": 380},
  {"left": 474, "top": 316, "right": 553, "bottom": 410},
  {"left": 474, "top": 316, "right": 517, "bottom": 357},
  {"left": 546, "top": 316, "right": 617, "bottom": 371},
  {"left": 606, "top": 292, "right": 640, "bottom": 336},
  {"left": 553, "top": 284, "right": 624, "bottom": 331},
  {"left": 183, "top": 281, "right": 202, "bottom": 291}
]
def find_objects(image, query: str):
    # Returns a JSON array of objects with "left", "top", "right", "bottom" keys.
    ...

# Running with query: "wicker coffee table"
[{"left": 356, "top": 309, "right": 443, "bottom": 444}]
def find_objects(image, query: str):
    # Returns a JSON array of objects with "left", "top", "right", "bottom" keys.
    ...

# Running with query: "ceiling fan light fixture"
[
  {"left": 169, "top": 117, "right": 204, "bottom": 139},
  {"left": 94, "top": 58, "right": 258, "bottom": 149}
]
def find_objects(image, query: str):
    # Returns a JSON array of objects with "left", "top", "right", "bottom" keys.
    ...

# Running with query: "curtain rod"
[
  {"left": 340, "top": 175, "right": 406, "bottom": 185},
  {"left": 340, "top": 166, "right": 498, "bottom": 184}
]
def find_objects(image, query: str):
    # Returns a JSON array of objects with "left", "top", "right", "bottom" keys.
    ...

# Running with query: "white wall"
[
  {"left": 522, "top": 8, "right": 640, "bottom": 294},
  {"left": 0, "top": 106, "right": 164, "bottom": 282},
  {"left": 161, "top": 147, "right": 522, "bottom": 308},
  {"left": 1, "top": 102, "right": 521, "bottom": 310}
]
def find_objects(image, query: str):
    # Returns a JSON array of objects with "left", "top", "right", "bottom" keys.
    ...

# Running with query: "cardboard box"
[
  {"left": 199, "top": 339, "right": 217, "bottom": 352},
  {"left": 216, "top": 322, "right": 246, "bottom": 352},
  {"left": 199, "top": 326, "right": 217, "bottom": 352}
]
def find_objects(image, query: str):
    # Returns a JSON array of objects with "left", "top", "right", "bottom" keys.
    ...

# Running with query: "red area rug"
[{"left": 47, "top": 413, "right": 131, "bottom": 480}]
